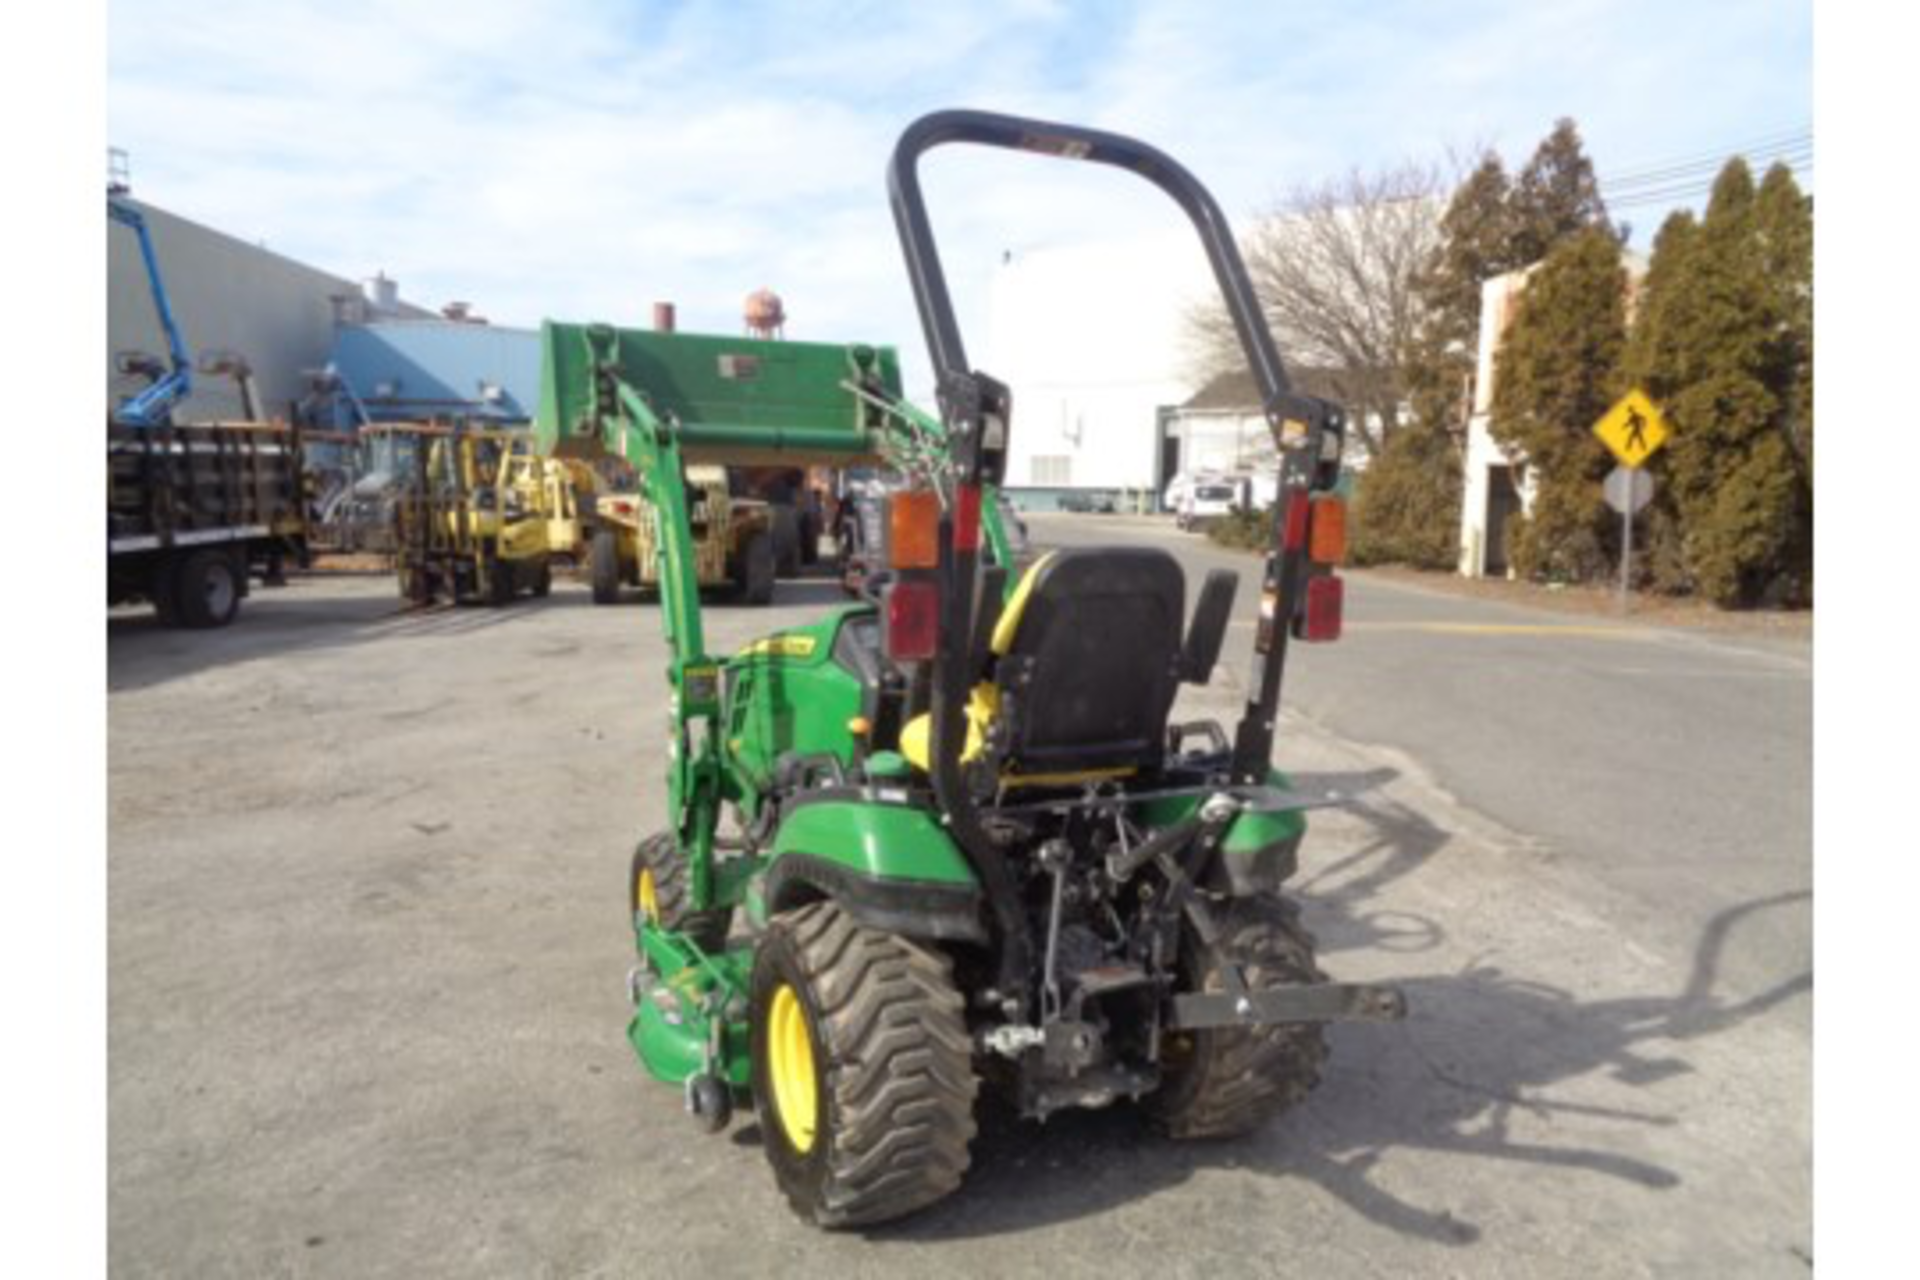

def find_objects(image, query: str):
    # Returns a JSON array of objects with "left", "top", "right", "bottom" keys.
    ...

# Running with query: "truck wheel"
[
  {"left": 629, "top": 833, "right": 731, "bottom": 953},
  {"left": 736, "top": 532, "right": 776, "bottom": 606},
  {"left": 591, "top": 529, "right": 621, "bottom": 605},
  {"left": 531, "top": 556, "right": 553, "bottom": 598},
  {"left": 750, "top": 901, "right": 977, "bottom": 1228},
  {"left": 1147, "top": 895, "right": 1328, "bottom": 1139},
  {"left": 174, "top": 549, "right": 242, "bottom": 629}
]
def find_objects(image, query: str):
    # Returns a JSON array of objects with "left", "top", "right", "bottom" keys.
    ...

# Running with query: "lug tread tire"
[
  {"left": 1149, "top": 895, "right": 1329, "bottom": 1140},
  {"left": 737, "top": 532, "right": 775, "bottom": 606},
  {"left": 754, "top": 902, "right": 977, "bottom": 1228},
  {"left": 591, "top": 529, "right": 621, "bottom": 604},
  {"left": 629, "top": 832, "right": 730, "bottom": 952}
]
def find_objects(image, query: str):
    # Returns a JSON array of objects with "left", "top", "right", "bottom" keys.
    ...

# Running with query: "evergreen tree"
[
  {"left": 1357, "top": 155, "right": 1513, "bottom": 566},
  {"left": 1627, "top": 159, "right": 1809, "bottom": 606},
  {"left": 1509, "top": 118, "right": 1615, "bottom": 265},
  {"left": 1752, "top": 163, "right": 1814, "bottom": 481},
  {"left": 1402, "top": 154, "right": 1517, "bottom": 441},
  {"left": 1622, "top": 210, "right": 1703, "bottom": 593},
  {"left": 1488, "top": 228, "right": 1627, "bottom": 581},
  {"left": 1350, "top": 422, "right": 1462, "bottom": 569}
]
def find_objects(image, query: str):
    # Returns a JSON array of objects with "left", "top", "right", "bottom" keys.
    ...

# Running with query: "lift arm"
[
  {"left": 586, "top": 325, "right": 728, "bottom": 908},
  {"left": 109, "top": 198, "right": 193, "bottom": 428}
]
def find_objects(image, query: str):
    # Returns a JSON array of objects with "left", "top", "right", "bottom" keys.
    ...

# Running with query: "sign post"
[{"left": 1594, "top": 390, "right": 1671, "bottom": 614}]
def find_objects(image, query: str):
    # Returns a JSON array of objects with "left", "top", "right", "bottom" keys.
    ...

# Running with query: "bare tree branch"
[{"left": 1185, "top": 163, "right": 1445, "bottom": 458}]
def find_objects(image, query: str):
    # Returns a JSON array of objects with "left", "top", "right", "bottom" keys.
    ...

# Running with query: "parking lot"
[{"left": 109, "top": 523, "right": 1810, "bottom": 1278}]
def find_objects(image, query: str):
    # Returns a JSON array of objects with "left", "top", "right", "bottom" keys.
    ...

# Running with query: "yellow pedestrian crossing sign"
[{"left": 1593, "top": 389, "right": 1671, "bottom": 469}]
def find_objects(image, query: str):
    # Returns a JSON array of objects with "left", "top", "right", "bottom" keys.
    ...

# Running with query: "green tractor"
[{"left": 553, "top": 110, "right": 1406, "bottom": 1229}]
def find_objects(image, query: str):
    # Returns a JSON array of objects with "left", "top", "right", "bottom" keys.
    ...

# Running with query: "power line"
[
  {"left": 1604, "top": 158, "right": 1814, "bottom": 211},
  {"left": 1600, "top": 126, "right": 1811, "bottom": 184},
  {"left": 1603, "top": 141, "right": 1813, "bottom": 194},
  {"left": 1606, "top": 159, "right": 1815, "bottom": 206}
]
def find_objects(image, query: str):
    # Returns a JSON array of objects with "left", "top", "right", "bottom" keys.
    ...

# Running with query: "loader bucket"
[{"left": 536, "top": 320, "right": 900, "bottom": 466}]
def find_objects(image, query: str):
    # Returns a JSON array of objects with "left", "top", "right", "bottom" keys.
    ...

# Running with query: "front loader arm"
[{"left": 588, "top": 328, "right": 725, "bottom": 910}]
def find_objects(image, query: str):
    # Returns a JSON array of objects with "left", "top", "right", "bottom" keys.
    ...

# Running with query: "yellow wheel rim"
[
  {"left": 767, "top": 983, "right": 818, "bottom": 1153},
  {"left": 636, "top": 868, "right": 659, "bottom": 923}
]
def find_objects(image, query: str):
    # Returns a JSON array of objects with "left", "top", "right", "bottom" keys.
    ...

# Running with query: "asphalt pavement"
[
  {"left": 1035, "top": 513, "right": 1813, "bottom": 1006},
  {"left": 107, "top": 533, "right": 1813, "bottom": 1278}
]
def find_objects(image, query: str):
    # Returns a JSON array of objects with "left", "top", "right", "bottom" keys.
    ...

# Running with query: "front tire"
[
  {"left": 1147, "top": 896, "right": 1329, "bottom": 1139},
  {"left": 485, "top": 552, "right": 515, "bottom": 606},
  {"left": 628, "top": 833, "right": 730, "bottom": 953},
  {"left": 750, "top": 902, "right": 977, "bottom": 1228}
]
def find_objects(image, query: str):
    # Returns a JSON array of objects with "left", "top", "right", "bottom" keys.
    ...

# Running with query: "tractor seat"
[{"left": 900, "top": 546, "right": 1193, "bottom": 786}]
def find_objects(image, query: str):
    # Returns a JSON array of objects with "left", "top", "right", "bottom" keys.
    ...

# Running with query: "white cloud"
[{"left": 109, "top": 0, "right": 1809, "bottom": 398}]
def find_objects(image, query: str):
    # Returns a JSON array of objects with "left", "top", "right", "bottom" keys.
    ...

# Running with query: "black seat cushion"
[{"left": 995, "top": 547, "right": 1186, "bottom": 776}]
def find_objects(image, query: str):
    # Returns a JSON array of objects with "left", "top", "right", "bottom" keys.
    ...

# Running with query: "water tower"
[{"left": 744, "top": 288, "right": 786, "bottom": 339}]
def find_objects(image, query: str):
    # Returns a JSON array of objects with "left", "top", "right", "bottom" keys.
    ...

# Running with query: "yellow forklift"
[{"left": 394, "top": 427, "right": 580, "bottom": 605}]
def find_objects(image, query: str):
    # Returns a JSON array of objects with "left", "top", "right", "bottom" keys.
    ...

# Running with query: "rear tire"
[
  {"left": 1147, "top": 895, "right": 1328, "bottom": 1139},
  {"left": 629, "top": 833, "right": 730, "bottom": 953},
  {"left": 750, "top": 902, "right": 977, "bottom": 1228},
  {"left": 174, "top": 549, "right": 241, "bottom": 629},
  {"left": 530, "top": 556, "right": 552, "bottom": 598},
  {"left": 591, "top": 528, "right": 621, "bottom": 605},
  {"left": 736, "top": 531, "right": 775, "bottom": 606}
]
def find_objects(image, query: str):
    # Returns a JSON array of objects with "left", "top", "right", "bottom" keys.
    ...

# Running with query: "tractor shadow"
[{"left": 867, "top": 777, "right": 1810, "bottom": 1248}]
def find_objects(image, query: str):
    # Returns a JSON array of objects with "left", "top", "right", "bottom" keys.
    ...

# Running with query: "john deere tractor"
[{"left": 561, "top": 110, "right": 1406, "bottom": 1229}]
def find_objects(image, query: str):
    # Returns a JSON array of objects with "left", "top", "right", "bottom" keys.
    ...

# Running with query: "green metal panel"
[
  {"left": 537, "top": 320, "right": 901, "bottom": 465},
  {"left": 1133, "top": 768, "right": 1308, "bottom": 857},
  {"left": 628, "top": 942, "right": 753, "bottom": 1088},
  {"left": 771, "top": 801, "right": 978, "bottom": 885},
  {"left": 722, "top": 609, "right": 871, "bottom": 801}
]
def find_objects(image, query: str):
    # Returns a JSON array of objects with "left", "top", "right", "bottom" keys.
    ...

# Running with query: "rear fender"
[{"left": 764, "top": 798, "right": 984, "bottom": 943}]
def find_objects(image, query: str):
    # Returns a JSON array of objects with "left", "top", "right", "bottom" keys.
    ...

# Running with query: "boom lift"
[{"left": 567, "top": 110, "right": 1405, "bottom": 1228}]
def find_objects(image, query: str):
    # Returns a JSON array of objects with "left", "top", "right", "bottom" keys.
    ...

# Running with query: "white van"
[{"left": 1176, "top": 476, "right": 1241, "bottom": 530}]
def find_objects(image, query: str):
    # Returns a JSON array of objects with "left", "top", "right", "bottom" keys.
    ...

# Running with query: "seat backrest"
[{"left": 992, "top": 547, "right": 1186, "bottom": 777}]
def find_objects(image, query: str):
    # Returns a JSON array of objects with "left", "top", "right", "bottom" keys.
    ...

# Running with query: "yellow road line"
[{"left": 1347, "top": 622, "right": 1658, "bottom": 639}]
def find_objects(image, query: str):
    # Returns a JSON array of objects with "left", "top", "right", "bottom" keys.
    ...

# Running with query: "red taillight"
[
  {"left": 1282, "top": 488, "right": 1311, "bottom": 551},
  {"left": 884, "top": 578, "right": 940, "bottom": 661},
  {"left": 1294, "top": 574, "right": 1344, "bottom": 643},
  {"left": 952, "top": 483, "right": 981, "bottom": 552}
]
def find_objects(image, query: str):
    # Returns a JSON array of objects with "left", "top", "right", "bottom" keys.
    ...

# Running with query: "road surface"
[{"left": 108, "top": 536, "right": 1812, "bottom": 1277}]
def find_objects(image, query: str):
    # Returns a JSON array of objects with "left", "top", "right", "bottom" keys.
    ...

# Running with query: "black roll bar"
[{"left": 882, "top": 111, "right": 1345, "bottom": 1015}]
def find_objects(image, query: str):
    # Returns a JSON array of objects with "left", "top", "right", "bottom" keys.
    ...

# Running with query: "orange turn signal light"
[
  {"left": 1309, "top": 496, "right": 1348, "bottom": 565},
  {"left": 889, "top": 488, "right": 941, "bottom": 570}
]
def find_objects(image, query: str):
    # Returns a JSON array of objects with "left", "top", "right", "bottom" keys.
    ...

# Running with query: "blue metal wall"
[{"left": 326, "top": 321, "right": 542, "bottom": 426}]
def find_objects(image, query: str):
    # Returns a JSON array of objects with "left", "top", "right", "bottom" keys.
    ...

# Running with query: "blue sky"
[{"left": 108, "top": 0, "right": 1810, "bottom": 391}]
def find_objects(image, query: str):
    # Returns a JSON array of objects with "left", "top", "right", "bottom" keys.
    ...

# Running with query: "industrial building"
[
  {"left": 982, "top": 231, "right": 1212, "bottom": 510},
  {"left": 107, "top": 179, "right": 438, "bottom": 424}
]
